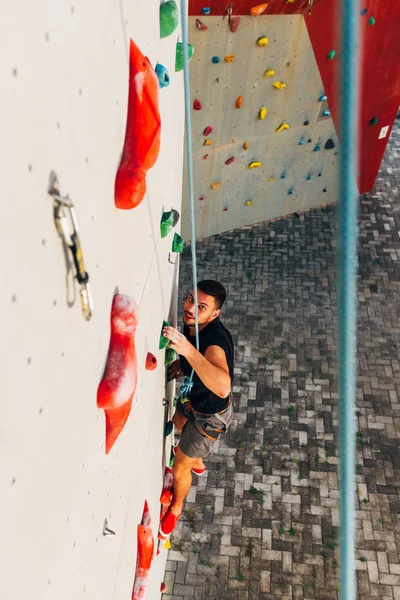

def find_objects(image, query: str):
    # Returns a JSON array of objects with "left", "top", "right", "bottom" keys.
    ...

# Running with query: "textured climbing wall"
[
  {"left": 182, "top": 15, "right": 339, "bottom": 240},
  {"left": 0, "top": 1, "right": 184, "bottom": 599}
]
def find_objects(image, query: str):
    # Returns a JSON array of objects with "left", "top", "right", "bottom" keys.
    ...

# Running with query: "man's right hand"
[{"left": 168, "top": 359, "right": 183, "bottom": 380}]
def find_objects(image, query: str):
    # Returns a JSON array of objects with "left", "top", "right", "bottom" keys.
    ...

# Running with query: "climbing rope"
[
  {"left": 337, "top": 1, "right": 359, "bottom": 599},
  {"left": 179, "top": 0, "right": 200, "bottom": 396}
]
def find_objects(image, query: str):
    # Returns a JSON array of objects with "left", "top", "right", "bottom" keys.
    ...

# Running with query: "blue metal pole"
[
  {"left": 180, "top": 0, "right": 199, "bottom": 352},
  {"left": 337, "top": 1, "right": 359, "bottom": 598}
]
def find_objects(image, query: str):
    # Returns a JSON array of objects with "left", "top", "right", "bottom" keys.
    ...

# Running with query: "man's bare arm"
[{"left": 184, "top": 344, "right": 231, "bottom": 399}]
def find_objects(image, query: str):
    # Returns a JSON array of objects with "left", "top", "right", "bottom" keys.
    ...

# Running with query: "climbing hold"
[
  {"left": 202, "top": 7, "right": 211, "bottom": 14},
  {"left": 318, "top": 173, "right": 322, "bottom": 177},
  {"left": 368, "top": 16, "right": 375, "bottom": 25},
  {"left": 196, "top": 18, "right": 208, "bottom": 30},
  {"left": 201, "top": 155, "right": 208, "bottom": 160},
  {"left": 319, "top": 94, "right": 327, "bottom": 102},
  {"left": 160, "top": 209, "right": 179, "bottom": 238},
  {"left": 322, "top": 109, "right": 331, "bottom": 117},
  {"left": 256, "top": 36, "right": 269, "bottom": 47},
  {"left": 243, "top": 142, "right": 249, "bottom": 150},
  {"left": 288, "top": 189, "right": 293, "bottom": 195},
  {"left": 159, "top": 321, "right": 170, "bottom": 349},
  {"left": 259, "top": 107, "right": 267, "bottom": 120},
  {"left": 155, "top": 64, "right": 170, "bottom": 88},
  {"left": 204, "top": 138, "right": 212, "bottom": 146},
  {"left": 199, "top": 196, "right": 204, "bottom": 201},
  {"left": 164, "top": 539, "right": 171, "bottom": 550},
  {"left": 327, "top": 49, "right": 336, "bottom": 60},
  {"left": 249, "top": 161, "right": 262, "bottom": 169},
  {"left": 225, "top": 55, "right": 235, "bottom": 62},
  {"left": 212, "top": 56, "right": 220, "bottom": 63},
  {"left": 97, "top": 295, "right": 139, "bottom": 454},
  {"left": 193, "top": 99, "right": 202, "bottom": 110},
  {"left": 276, "top": 122, "right": 289, "bottom": 132},
  {"left": 172, "top": 233, "right": 184, "bottom": 253},
  {"left": 175, "top": 42, "right": 194, "bottom": 72},
  {"left": 165, "top": 348, "right": 175, "bottom": 367},
  {"left": 160, "top": 466, "right": 173, "bottom": 521},
  {"left": 159, "top": 1, "right": 179, "bottom": 38},
  {"left": 223, "top": 207, "right": 228, "bottom": 212},
  {"left": 250, "top": 3, "right": 268, "bottom": 16},
  {"left": 280, "top": 173, "right": 286, "bottom": 179},
  {"left": 236, "top": 95, "right": 243, "bottom": 108},
  {"left": 360, "top": 8, "right": 367, "bottom": 15},
  {"left": 114, "top": 39, "right": 161, "bottom": 211},
  {"left": 245, "top": 200, "right": 252, "bottom": 206},
  {"left": 211, "top": 182, "right": 221, "bottom": 190},
  {"left": 145, "top": 352, "right": 157, "bottom": 371},
  {"left": 308, "top": 139, "right": 312, "bottom": 143},
  {"left": 269, "top": 176, "right": 274, "bottom": 181},
  {"left": 203, "top": 125, "right": 213, "bottom": 136},
  {"left": 314, "top": 145, "right": 321, "bottom": 152},
  {"left": 306, "top": 174, "right": 311, "bottom": 181},
  {"left": 325, "top": 138, "right": 335, "bottom": 150},
  {"left": 131, "top": 501, "right": 154, "bottom": 600},
  {"left": 264, "top": 69, "right": 275, "bottom": 78},
  {"left": 273, "top": 81, "right": 286, "bottom": 90},
  {"left": 323, "top": 188, "right": 327, "bottom": 192},
  {"left": 229, "top": 16, "right": 241, "bottom": 32},
  {"left": 225, "top": 157, "right": 235, "bottom": 165},
  {"left": 298, "top": 139, "right": 305, "bottom": 146},
  {"left": 303, "top": 120, "right": 310, "bottom": 126},
  {"left": 369, "top": 116, "right": 379, "bottom": 125},
  {"left": 161, "top": 582, "right": 167, "bottom": 594}
]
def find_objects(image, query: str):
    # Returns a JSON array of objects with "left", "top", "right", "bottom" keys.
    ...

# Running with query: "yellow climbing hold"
[
  {"left": 276, "top": 122, "right": 289, "bottom": 132},
  {"left": 259, "top": 107, "right": 267, "bottom": 120},
  {"left": 204, "top": 138, "right": 213, "bottom": 146},
  {"left": 225, "top": 55, "right": 235, "bottom": 62},
  {"left": 211, "top": 182, "right": 221, "bottom": 190},
  {"left": 245, "top": 200, "right": 252, "bottom": 206},
  {"left": 249, "top": 161, "right": 262, "bottom": 169},
  {"left": 273, "top": 81, "right": 286, "bottom": 90},
  {"left": 256, "top": 36, "right": 269, "bottom": 47},
  {"left": 269, "top": 177, "right": 275, "bottom": 181},
  {"left": 243, "top": 142, "right": 249, "bottom": 150},
  {"left": 236, "top": 95, "right": 243, "bottom": 108},
  {"left": 264, "top": 68, "right": 275, "bottom": 78},
  {"left": 164, "top": 539, "right": 171, "bottom": 550}
]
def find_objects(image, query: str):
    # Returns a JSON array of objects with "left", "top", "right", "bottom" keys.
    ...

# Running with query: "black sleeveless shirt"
[{"left": 179, "top": 317, "right": 234, "bottom": 414}]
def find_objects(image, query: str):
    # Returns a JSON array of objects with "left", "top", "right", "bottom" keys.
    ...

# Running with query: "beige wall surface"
[
  {"left": 0, "top": 1, "right": 185, "bottom": 598},
  {"left": 182, "top": 15, "right": 338, "bottom": 240}
]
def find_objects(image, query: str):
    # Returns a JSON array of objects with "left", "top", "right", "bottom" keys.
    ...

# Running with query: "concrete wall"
[{"left": 1, "top": 1, "right": 184, "bottom": 598}]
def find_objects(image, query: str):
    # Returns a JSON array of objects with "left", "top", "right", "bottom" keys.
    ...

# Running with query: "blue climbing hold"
[
  {"left": 155, "top": 63, "right": 170, "bottom": 88},
  {"left": 298, "top": 139, "right": 305, "bottom": 146},
  {"left": 360, "top": 8, "right": 367, "bottom": 15},
  {"left": 280, "top": 173, "right": 286, "bottom": 180},
  {"left": 306, "top": 174, "right": 311, "bottom": 181},
  {"left": 314, "top": 145, "right": 321, "bottom": 152},
  {"left": 202, "top": 7, "right": 211, "bottom": 14},
  {"left": 212, "top": 56, "right": 220, "bottom": 63},
  {"left": 288, "top": 188, "right": 293, "bottom": 195},
  {"left": 319, "top": 94, "right": 327, "bottom": 102},
  {"left": 303, "top": 120, "right": 310, "bottom": 126},
  {"left": 323, "top": 109, "right": 331, "bottom": 117}
]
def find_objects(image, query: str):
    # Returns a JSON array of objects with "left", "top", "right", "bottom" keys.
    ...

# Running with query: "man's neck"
[{"left": 188, "top": 319, "right": 214, "bottom": 337}]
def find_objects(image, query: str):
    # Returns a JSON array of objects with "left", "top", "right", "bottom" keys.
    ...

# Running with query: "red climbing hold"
[
  {"left": 160, "top": 582, "right": 167, "bottom": 593},
  {"left": 229, "top": 16, "right": 240, "bottom": 32},
  {"left": 201, "top": 154, "right": 208, "bottom": 160},
  {"left": 225, "top": 157, "right": 235, "bottom": 165},
  {"left": 223, "top": 207, "right": 228, "bottom": 211},
  {"left": 196, "top": 18, "right": 208, "bottom": 30},
  {"left": 193, "top": 99, "right": 202, "bottom": 110},
  {"left": 145, "top": 352, "right": 157, "bottom": 371},
  {"left": 97, "top": 294, "right": 138, "bottom": 454},
  {"left": 115, "top": 39, "right": 161, "bottom": 210},
  {"left": 199, "top": 196, "right": 205, "bottom": 201},
  {"left": 131, "top": 500, "right": 154, "bottom": 600},
  {"left": 203, "top": 126, "right": 213, "bottom": 136}
]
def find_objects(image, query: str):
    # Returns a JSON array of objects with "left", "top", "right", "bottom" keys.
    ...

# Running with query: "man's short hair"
[{"left": 198, "top": 280, "right": 227, "bottom": 309}]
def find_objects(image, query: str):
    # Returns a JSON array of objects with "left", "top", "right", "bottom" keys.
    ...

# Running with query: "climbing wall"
[
  {"left": 0, "top": 1, "right": 184, "bottom": 599},
  {"left": 182, "top": 1, "right": 400, "bottom": 241}
]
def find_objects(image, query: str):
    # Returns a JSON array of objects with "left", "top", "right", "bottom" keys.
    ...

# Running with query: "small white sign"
[{"left": 379, "top": 126, "right": 389, "bottom": 139}]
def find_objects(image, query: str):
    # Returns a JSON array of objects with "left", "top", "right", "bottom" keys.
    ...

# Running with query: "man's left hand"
[{"left": 162, "top": 326, "right": 192, "bottom": 357}]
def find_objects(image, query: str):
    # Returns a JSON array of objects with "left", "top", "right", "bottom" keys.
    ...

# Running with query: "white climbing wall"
[
  {"left": 182, "top": 15, "right": 339, "bottom": 240},
  {"left": 0, "top": 1, "right": 184, "bottom": 599}
]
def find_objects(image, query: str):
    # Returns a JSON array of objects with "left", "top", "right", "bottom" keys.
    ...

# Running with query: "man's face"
[{"left": 183, "top": 289, "right": 220, "bottom": 327}]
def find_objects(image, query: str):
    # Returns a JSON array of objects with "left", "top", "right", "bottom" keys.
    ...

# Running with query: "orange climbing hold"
[
  {"left": 236, "top": 95, "right": 243, "bottom": 108},
  {"left": 243, "top": 142, "right": 249, "bottom": 150},
  {"left": 131, "top": 500, "right": 154, "bottom": 600},
  {"left": 225, "top": 54, "right": 235, "bottom": 62},
  {"left": 97, "top": 294, "right": 138, "bottom": 454},
  {"left": 211, "top": 182, "right": 221, "bottom": 190},
  {"left": 250, "top": 3, "right": 268, "bottom": 16}
]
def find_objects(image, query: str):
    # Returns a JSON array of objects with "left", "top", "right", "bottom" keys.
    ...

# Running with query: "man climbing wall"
[{"left": 159, "top": 280, "right": 235, "bottom": 537}]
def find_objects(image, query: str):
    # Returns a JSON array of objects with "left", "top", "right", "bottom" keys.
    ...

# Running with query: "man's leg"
[
  {"left": 172, "top": 409, "right": 205, "bottom": 470},
  {"left": 170, "top": 446, "right": 198, "bottom": 515}
]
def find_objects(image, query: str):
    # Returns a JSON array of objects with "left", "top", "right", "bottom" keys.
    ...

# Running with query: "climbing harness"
[{"left": 49, "top": 171, "right": 93, "bottom": 321}]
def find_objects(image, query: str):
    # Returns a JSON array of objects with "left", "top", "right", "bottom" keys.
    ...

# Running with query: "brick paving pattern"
[{"left": 164, "top": 118, "right": 400, "bottom": 599}]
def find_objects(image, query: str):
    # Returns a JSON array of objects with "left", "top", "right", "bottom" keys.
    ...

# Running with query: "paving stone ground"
[{"left": 164, "top": 118, "right": 400, "bottom": 599}]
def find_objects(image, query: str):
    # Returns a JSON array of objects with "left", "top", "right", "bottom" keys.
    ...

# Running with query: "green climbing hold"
[
  {"left": 172, "top": 232, "right": 184, "bottom": 253},
  {"left": 169, "top": 445, "right": 175, "bottom": 467},
  {"left": 327, "top": 49, "right": 336, "bottom": 60},
  {"left": 368, "top": 16, "right": 375, "bottom": 25},
  {"left": 164, "top": 420, "right": 173, "bottom": 437},
  {"left": 165, "top": 347, "right": 176, "bottom": 366},
  {"left": 369, "top": 116, "right": 379, "bottom": 126},
  {"left": 160, "top": 209, "right": 180, "bottom": 238},
  {"left": 175, "top": 42, "right": 194, "bottom": 72},
  {"left": 159, "top": 320, "right": 170, "bottom": 349},
  {"left": 160, "top": 1, "right": 179, "bottom": 38}
]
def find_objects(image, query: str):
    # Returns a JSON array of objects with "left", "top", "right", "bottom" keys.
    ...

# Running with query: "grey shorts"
[{"left": 175, "top": 397, "right": 234, "bottom": 459}]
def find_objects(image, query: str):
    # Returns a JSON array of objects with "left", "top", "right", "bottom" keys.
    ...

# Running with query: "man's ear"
[{"left": 211, "top": 308, "right": 221, "bottom": 320}]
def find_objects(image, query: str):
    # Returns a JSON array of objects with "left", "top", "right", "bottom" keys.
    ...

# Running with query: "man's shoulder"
[{"left": 204, "top": 318, "right": 234, "bottom": 347}]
